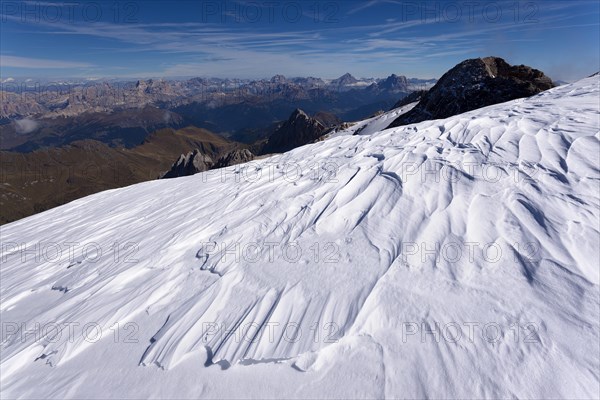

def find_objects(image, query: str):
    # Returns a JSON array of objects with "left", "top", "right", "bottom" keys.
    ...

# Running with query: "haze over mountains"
[{"left": 1, "top": 73, "right": 434, "bottom": 151}]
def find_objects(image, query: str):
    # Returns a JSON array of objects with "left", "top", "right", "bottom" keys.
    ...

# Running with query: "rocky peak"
[
  {"left": 333, "top": 73, "right": 358, "bottom": 86},
  {"left": 379, "top": 74, "right": 409, "bottom": 91},
  {"left": 388, "top": 56, "right": 555, "bottom": 128},
  {"left": 270, "top": 75, "right": 287, "bottom": 84},
  {"left": 261, "top": 109, "right": 326, "bottom": 154},
  {"left": 215, "top": 149, "right": 255, "bottom": 168},
  {"left": 290, "top": 108, "right": 309, "bottom": 120},
  {"left": 134, "top": 79, "right": 156, "bottom": 94},
  {"left": 313, "top": 111, "right": 342, "bottom": 128},
  {"left": 161, "top": 149, "right": 214, "bottom": 179}
]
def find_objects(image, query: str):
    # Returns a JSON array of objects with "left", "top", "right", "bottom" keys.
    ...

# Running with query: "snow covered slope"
[
  {"left": 330, "top": 100, "right": 419, "bottom": 137},
  {"left": 1, "top": 76, "right": 599, "bottom": 399}
]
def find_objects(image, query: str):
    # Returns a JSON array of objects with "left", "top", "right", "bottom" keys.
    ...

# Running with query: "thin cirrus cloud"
[
  {"left": 12, "top": 11, "right": 589, "bottom": 59},
  {"left": 0, "top": 15, "right": 484, "bottom": 65},
  {"left": 0, "top": 1, "right": 597, "bottom": 79},
  {"left": 0, "top": 55, "right": 93, "bottom": 69}
]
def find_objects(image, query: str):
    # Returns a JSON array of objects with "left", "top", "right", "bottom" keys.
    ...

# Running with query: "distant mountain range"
[
  {"left": 0, "top": 74, "right": 435, "bottom": 121},
  {"left": 0, "top": 74, "right": 435, "bottom": 151}
]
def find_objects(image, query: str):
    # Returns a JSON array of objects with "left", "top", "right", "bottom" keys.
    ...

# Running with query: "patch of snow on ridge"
[
  {"left": 330, "top": 101, "right": 419, "bottom": 138},
  {"left": 1, "top": 76, "right": 599, "bottom": 399}
]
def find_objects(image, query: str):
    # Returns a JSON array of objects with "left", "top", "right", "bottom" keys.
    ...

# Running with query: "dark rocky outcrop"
[
  {"left": 161, "top": 150, "right": 214, "bottom": 179},
  {"left": 214, "top": 149, "right": 255, "bottom": 168},
  {"left": 388, "top": 57, "right": 554, "bottom": 128},
  {"left": 313, "top": 111, "right": 342, "bottom": 128},
  {"left": 261, "top": 109, "right": 326, "bottom": 154},
  {"left": 161, "top": 148, "right": 255, "bottom": 179}
]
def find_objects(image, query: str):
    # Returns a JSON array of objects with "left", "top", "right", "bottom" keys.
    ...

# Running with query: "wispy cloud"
[
  {"left": 346, "top": 0, "right": 403, "bottom": 15},
  {"left": 0, "top": 55, "right": 93, "bottom": 68},
  {"left": 1, "top": 0, "right": 597, "bottom": 79}
]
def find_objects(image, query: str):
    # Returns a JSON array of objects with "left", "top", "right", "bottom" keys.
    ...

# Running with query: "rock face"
[
  {"left": 215, "top": 149, "right": 255, "bottom": 168},
  {"left": 331, "top": 73, "right": 358, "bottom": 87},
  {"left": 388, "top": 57, "right": 554, "bottom": 128},
  {"left": 261, "top": 109, "right": 326, "bottom": 154},
  {"left": 313, "top": 111, "right": 342, "bottom": 128},
  {"left": 270, "top": 74, "right": 287, "bottom": 84},
  {"left": 364, "top": 74, "right": 411, "bottom": 95},
  {"left": 377, "top": 74, "right": 410, "bottom": 92},
  {"left": 161, "top": 150, "right": 214, "bottom": 178},
  {"left": 160, "top": 147, "right": 254, "bottom": 180}
]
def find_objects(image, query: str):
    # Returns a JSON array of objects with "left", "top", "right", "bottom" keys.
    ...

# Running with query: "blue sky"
[{"left": 1, "top": 0, "right": 599, "bottom": 81}]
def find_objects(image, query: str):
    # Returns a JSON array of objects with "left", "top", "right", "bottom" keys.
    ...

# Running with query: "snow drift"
[{"left": 1, "top": 76, "right": 599, "bottom": 399}]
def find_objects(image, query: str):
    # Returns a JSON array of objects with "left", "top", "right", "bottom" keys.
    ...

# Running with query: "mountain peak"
[
  {"left": 262, "top": 109, "right": 326, "bottom": 154},
  {"left": 334, "top": 73, "right": 358, "bottom": 85},
  {"left": 270, "top": 74, "right": 287, "bottom": 83},
  {"left": 388, "top": 56, "right": 554, "bottom": 128},
  {"left": 379, "top": 74, "right": 409, "bottom": 91},
  {"left": 290, "top": 108, "right": 309, "bottom": 119},
  {"left": 161, "top": 149, "right": 214, "bottom": 178},
  {"left": 385, "top": 73, "right": 406, "bottom": 81}
]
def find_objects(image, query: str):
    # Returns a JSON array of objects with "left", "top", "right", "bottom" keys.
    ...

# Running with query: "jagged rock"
[
  {"left": 313, "top": 111, "right": 342, "bottom": 128},
  {"left": 364, "top": 74, "right": 411, "bottom": 95},
  {"left": 388, "top": 57, "right": 554, "bottom": 128},
  {"left": 270, "top": 75, "right": 287, "bottom": 84},
  {"left": 377, "top": 74, "right": 410, "bottom": 92},
  {"left": 332, "top": 73, "right": 358, "bottom": 87},
  {"left": 215, "top": 149, "right": 255, "bottom": 168},
  {"left": 161, "top": 149, "right": 214, "bottom": 178},
  {"left": 261, "top": 109, "right": 326, "bottom": 154}
]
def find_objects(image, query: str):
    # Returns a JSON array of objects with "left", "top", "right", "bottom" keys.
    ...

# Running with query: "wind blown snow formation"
[{"left": 1, "top": 76, "right": 599, "bottom": 399}]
